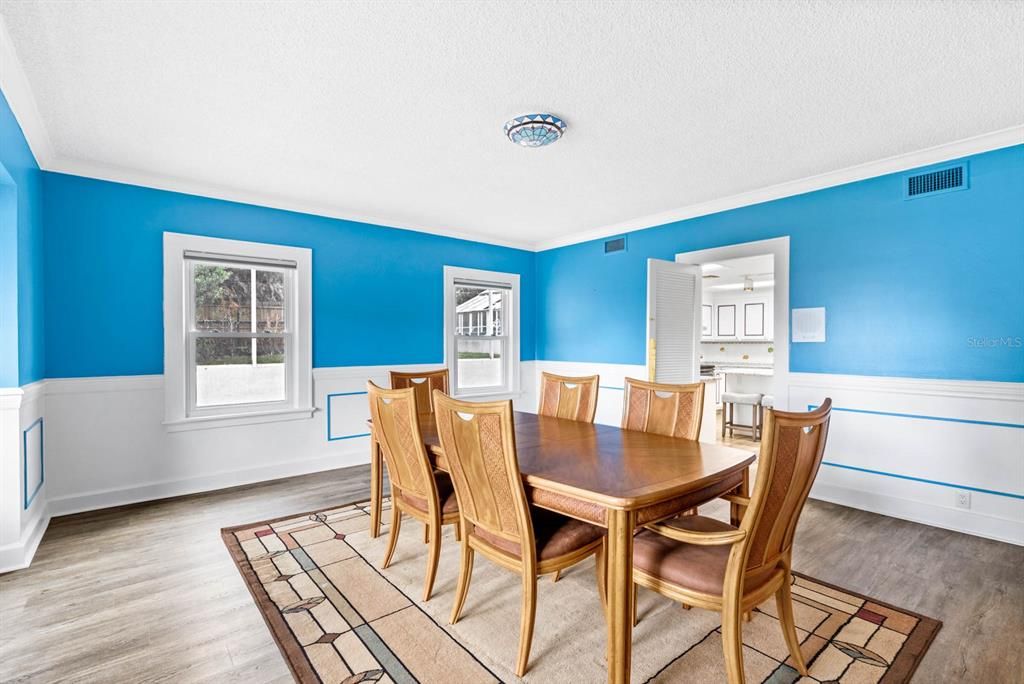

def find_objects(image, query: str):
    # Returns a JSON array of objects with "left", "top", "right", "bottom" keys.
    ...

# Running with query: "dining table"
[{"left": 367, "top": 410, "right": 756, "bottom": 684}]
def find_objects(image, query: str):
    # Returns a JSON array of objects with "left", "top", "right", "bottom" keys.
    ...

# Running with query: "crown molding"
[
  {"left": 45, "top": 157, "right": 535, "bottom": 251},
  {"left": 0, "top": 15, "right": 55, "bottom": 167},
  {"left": 534, "top": 126, "right": 1024, "bottom": 251}
]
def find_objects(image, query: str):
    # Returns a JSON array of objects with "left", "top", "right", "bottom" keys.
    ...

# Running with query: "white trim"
[
  {"left": 443, "top": 266, "right": 521, "bottom": 398},
  {"left": 163, "top": 407, "right": 315, "bottom": 432},
  {"left": 676, "top": 237, "right": 790, "bottom": 409},
  {"left": 46, "top": 452, "right": 348, "bottom": 518},
  {"left": 44, "top": 374, "right": 164, "bottom": 395},
  {"left": 812, "top": 482, "right": 1022, "bottom": 546},
  {"left": 47, "top": 157, "right": 536, "bottom": 251},
  {"left": 162, "top": 233, "right": 313, "bottom": 429},
  {"left": 0, "top": 507, "right": 49, "bottom": 574},
  {"left": 536, "top": 127, "right": 1024, "bottom": 251},
  {"left": 0, "top": 16, "right": 55, "bottom": 167},
  {"left": 790, "top": 372, "right": 1024, "bottom": 403}
]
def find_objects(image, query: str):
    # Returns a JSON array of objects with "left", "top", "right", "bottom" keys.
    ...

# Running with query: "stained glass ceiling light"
[{"left": 503, "top": 114, "right": 566, "bottom": 147}]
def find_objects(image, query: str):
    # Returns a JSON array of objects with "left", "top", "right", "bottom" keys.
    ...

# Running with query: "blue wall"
[
  {"left": 43, "top": 173, "right": 535, "bottom": 378},
  {"left": 0, "top": 90, "right": 45, "bottom": 386},
  {"left": 536, "top": 145, "right": 1024, "bottom": 383}
]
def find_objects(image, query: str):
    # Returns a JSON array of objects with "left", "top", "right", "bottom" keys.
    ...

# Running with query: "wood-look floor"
[{"left": 2, "top": 460, "right": 1022, "bottom": 683}]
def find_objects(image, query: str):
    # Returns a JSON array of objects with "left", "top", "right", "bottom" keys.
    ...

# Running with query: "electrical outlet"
[{"left": 955, "top": 490, "right": 971, "bottom": 509}]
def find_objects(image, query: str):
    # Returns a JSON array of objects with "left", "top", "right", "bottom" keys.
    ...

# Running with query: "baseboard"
[
  {"left": 48, "top": 448, "right": 366, "bottom": 517},
  {"left": 811, "top": 483, "right": 1023, "bottom": 546},
  {"left": 0, "top": 508, "right": 50, "bottom": 573}
]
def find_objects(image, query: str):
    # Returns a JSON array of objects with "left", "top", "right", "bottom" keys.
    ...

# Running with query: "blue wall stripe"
[
  {"left": 821, "top": 461, "right": 1024, "bottom": 500},
  {"left": 326, "top": 391, "right": 371, "bottom": 442},
  {"left": 808, "top": 404, "right": 1024, "bottom": 429},
  {"left": 22, "top": 417, "right": 43, "bottom": 509}
]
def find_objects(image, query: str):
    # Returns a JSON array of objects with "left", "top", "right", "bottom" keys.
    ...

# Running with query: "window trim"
[
  {"left": 443, "top": 266, "right": 520, "bottom": 398},
  {"left": 163, "top": 232, "right": 313, "bottom": 430}
]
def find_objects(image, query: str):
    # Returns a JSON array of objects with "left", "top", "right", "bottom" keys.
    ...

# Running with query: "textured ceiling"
[{"left": 2, "top": 1, "right": 1022, "bottom": 249}]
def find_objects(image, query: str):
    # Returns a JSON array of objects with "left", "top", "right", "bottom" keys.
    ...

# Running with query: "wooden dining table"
[{"left": 367, "top": 410, "right": 756, "bottom": 684}]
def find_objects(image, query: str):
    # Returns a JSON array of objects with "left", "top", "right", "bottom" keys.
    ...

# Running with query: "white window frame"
[
  {"left": 163, "top": 232, "right": 314, "bottom": 430},
  {"left": 443, "top": 266, "right": 520, "bottom": 398}
]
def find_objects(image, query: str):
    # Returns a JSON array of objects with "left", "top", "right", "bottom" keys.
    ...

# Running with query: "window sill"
[{"left": 163, "top": 407, "right": 316, "bottom": 432}]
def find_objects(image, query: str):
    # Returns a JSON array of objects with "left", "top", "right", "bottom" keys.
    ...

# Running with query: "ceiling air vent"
[
  {"left": 604, "top": 236, "right": 626, "bottom": 254},
  {"left": 904, "top": 163, "right": 968, "bottom": 200}
]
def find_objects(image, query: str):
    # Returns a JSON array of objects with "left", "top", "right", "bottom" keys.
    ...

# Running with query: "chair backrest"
[
  {"left": 367, "top": 381, "right": 437, "bottom": 506},
  {"left": 389, "top": 368, "right": 449, "bottom": 414},
  {"left": 621, "top": 377, "right": 705, "bottom": 440},
  {"left": 738, "top": 400, "right": 832, "bottom": 583},
  {"left": 538, "top": 372, "right": 600, "bottom": 422},
  {"left": 432, "top": 390, "right": 535, "bottom": 559}
]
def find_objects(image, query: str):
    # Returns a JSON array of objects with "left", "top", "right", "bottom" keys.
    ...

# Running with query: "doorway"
[{"left": 676, "top": 237, "right": 790, "bottom": 445}]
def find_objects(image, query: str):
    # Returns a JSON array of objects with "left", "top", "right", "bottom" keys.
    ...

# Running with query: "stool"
[
  {"left": 722, "top": 392, "right": 763, "bottom": 440},
  {"left": 758, "top": 395, "right": 774, "bottom": 438}
]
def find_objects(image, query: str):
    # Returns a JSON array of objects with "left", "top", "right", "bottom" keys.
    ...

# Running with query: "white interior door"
[{"left": 646, "top": 259, "right": 702, "bottom": 384}]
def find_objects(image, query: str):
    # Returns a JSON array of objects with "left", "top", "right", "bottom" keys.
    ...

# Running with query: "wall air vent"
[
  {"left": 904, "top": 163, "right": 968, "bottom": 200},
  {"left": 604, "top": 236, "right": 626, "bottom": 254}
]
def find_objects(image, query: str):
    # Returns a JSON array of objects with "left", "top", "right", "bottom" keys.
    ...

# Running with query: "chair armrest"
[
  {"left": 721, "top": 493, "right": 750, "bottom": 507},
  {"left": 643, "top": 522, "right": 747, "bottom": 546}
]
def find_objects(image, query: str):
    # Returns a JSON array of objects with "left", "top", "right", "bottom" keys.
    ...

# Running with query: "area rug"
[{"left": 222, "top": 499, "right": 940, "bottom": 683}]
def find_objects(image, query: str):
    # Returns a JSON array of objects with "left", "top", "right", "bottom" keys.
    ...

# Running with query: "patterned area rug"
[{"left": 222, "top": 499, "right": 939, "bottom": 683}]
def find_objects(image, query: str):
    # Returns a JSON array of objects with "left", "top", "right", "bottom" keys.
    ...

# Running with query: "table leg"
[
  {"left": 369, "top": 435, "right": 383, "bottom": 538},
  {"left": 730, "top": 466, "right": 750, "bottom": 527},
  {"left": 606, "top": 508, "right": 637, "bottom": 684}
]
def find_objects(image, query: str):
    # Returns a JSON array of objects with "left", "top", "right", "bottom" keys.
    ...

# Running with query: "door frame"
[{"left": 675, "top": 236, "right": 790, "bottom": 410}]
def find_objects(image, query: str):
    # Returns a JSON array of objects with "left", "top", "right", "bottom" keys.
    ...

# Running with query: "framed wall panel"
[
  {"left": 744, "top": 302, "right": 765, "bottom": 336},
  {"left": 717, "top": 304, "right": 736, "bottom": 336}
]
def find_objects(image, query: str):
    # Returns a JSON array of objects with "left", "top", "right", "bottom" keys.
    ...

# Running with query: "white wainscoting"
[
  {"left": 37, "top": 362, "right": 537, "bottom": 519},
  {"left": 788, "top": 373, "right": 1024, "bottom": 545},
  {"left": 0, "top": 381, "right": 50, "bottom": 572},
  {"left": 530, "top": 362, "right": 1024, "bottom": 545}
]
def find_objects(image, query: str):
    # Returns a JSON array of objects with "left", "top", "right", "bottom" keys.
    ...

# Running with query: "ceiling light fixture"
[
  {"left": 743, "top": 276, "right": 754, "bottom": 292},
  {"left": 503, "top": 113, "right": 566, "bottom": 147}
]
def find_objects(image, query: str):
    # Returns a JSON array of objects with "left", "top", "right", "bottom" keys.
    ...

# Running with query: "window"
[
  {"left": 163, "top": 233, "right": 313, "bottom": 429},
  {"left": 444, "top": 266, "right": 520, "bottom": 396}
]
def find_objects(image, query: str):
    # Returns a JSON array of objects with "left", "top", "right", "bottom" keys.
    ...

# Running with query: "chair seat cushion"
[
  {"left": 721, "top": 392, "right": 763, "bottom": 405},
  {"left": 398, "top": 472, "right": 459, "bottom": 515},
  {"left": 474, "top": 508, "right": 604, "bottom": 561},
  {"left": 634, "top": 515, "right": 772, "bottom": 597}
]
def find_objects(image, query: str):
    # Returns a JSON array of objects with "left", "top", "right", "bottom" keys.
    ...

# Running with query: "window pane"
[
  {"left": 454, "top": 286, "right": 506, "bottom": 336},
  {"left": 456, "top": 338, "right": 504, "bottom": 389},
  {"left": 256, "top": 270, "right": 286, "bottom": 332},
  {"left": 194, "top": 264, "right": 252, "bottom": 332},
  {"left": 195, "top": 337, "right": 285, "bottom": 407}
]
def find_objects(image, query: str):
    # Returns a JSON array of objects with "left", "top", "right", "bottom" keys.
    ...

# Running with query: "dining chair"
[
  {"left": 631, "top": 400, "right": 833, "bottom": 684},
  {"left": 621, "top": 377, "right": 705, "bottom": 439},
  {"left": 367, "top": 381, "right": 460, "bottom": 602},
  {"left": 432, "top": 390, "right": 607, "bottom": 677},
  {"left": 538, "top": 371, "right": 600, "bottom": 422},
  {"left": 389, "top": 368, "right": 449, "bottom": 414}
]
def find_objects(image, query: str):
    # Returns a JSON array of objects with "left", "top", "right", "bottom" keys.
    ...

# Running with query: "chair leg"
[
  {"left": 721, "top": 597, "right": 746, "bottom": 684},
  {"left": 551, "top": 569, "right": 561, "bottom": 583},
  {"left": 454, "top": 522, "right": 461, "bottom": 542},
  {"left": 423, "top": 520, "right": 442, "bottom": 602},
  {"left": 595, "top": 539, "right": 607, "bottom": 614},
  {"left": 449, "top": 535, "right": 474, "bottom": 624},
  {"left": 721, "top": 403, "right": 727, "bottom": 438},
  {"left": 423, "top": 524, "right": 428, "bottom": 544},
  {"left": 516, "top": 574, "right": 538, "bottom": 677},
  {"left": 381, "top": 502, "right": 402, "bottom": 569},
  {"left": 776, "top": 575, "right": 807, "bottom": 675}
]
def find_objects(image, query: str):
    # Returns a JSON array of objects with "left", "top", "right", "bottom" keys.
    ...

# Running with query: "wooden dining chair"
[
  {"left": 389, "top": 368, "right": 449, "bottom": 414},
  {"left": 631, "top": 400, "right": 833, "bottom": 684},
  {"left": 621, "top": 377, "right": 705, "bottom": 439},
  {"left": 538, "top": 371, "right": 600, "bottom": 422},
  {"left": 432, "top": 390, "right": 607, "bottom": 677},
  {"left": 367, "top": 381, "right": 460, "bottom": 602}
]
